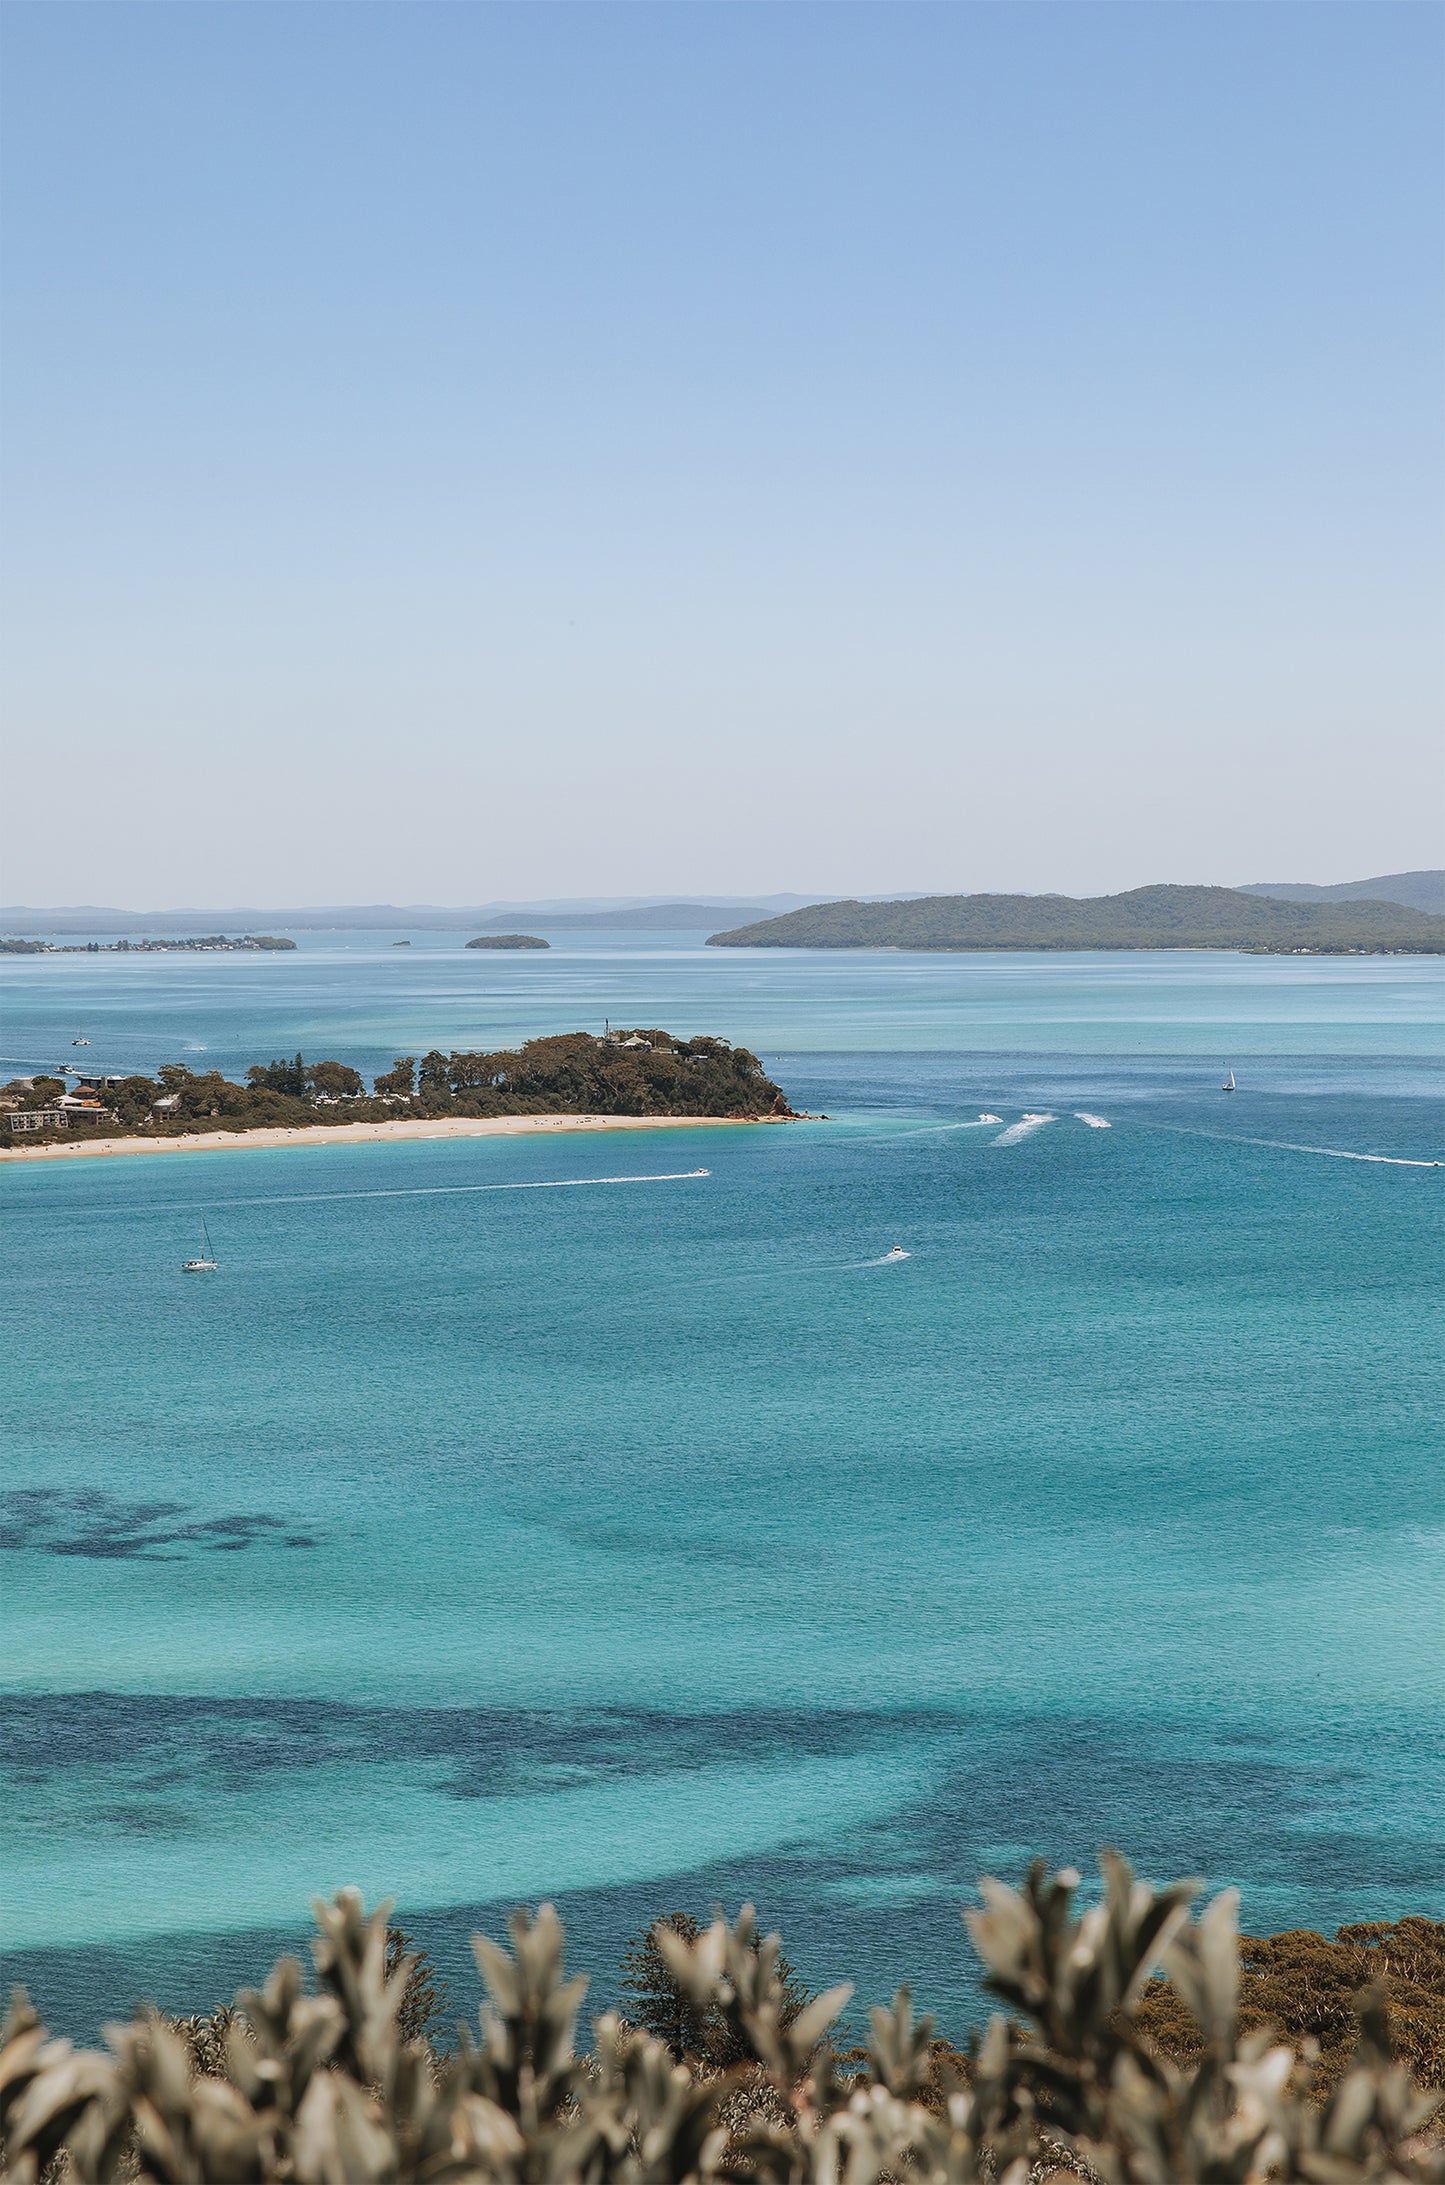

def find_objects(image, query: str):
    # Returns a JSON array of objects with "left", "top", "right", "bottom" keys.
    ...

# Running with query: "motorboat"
[
  {"left": 884, "top": 1246, "right": 909, "bottom": 1261},
  {"left": 978, "top": 1112, "right": 1002, "bottom": 1124}
]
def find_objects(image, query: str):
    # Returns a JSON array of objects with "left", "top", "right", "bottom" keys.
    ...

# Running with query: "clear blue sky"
[{"left": 2, "top": 1, "right": 1440, "bottom": 906}]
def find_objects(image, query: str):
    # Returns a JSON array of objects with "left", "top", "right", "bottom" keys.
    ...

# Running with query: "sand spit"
[{"left": 0, "top": 1113, "right": 798, "bottom": 1165}]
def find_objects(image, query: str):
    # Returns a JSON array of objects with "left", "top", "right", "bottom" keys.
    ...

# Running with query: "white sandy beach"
[{"left": 0, "top": 1113, "right": 795, "bottom": 1165}]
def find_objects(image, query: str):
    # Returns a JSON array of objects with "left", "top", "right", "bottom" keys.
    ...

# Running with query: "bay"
[{"left": 2, "top": 936, "right": 1442, "bottom": 2039}]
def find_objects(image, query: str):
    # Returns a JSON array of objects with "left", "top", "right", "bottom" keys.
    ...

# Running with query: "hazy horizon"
[
  {"left": 5, "top": 869, "right": 1444, "bottom": 921},
  {"left": 3, "top": 2, "right": 1441, "bottom": 902}
]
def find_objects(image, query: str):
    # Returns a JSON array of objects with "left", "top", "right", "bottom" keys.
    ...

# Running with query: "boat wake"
[
  {"left": 886, "top": 1118, "right": 1002, "bottom": 1140},
  {"left": 991, "top": 1113, "right": 1056, "bottom": 1146},
  {"left": 1221, "top": 1137, "right": 1439, "bottom": 1169},
  {"left": 90, "top": 1172, "right": 716, "bottom": 1217},
  {"left": 1148, "top": 1125, "right": 1441, "bottom": 1170},
  {"left": 263, "top": 1171, "right": 716, "bottom": 1206},
  {"left": 1073, "top": 1112, "right": 1111, "bottom": 1129}
]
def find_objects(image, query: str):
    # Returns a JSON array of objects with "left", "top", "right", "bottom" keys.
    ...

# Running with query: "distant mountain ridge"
[
  {"left": 1240, "top": 871, "right": 1444, "bottom": 914},
  {"left": 5, "top": 875, "right": 1440, "bottom": 936},
  {"left": 479, "top": 903, "right": 772, "bottom": 931},
  {"left": 707, "top": 885, "right": 1445, "bottom": 954},
  {"left": 0, "top": 896, "right": 828, "bottom": 936}
]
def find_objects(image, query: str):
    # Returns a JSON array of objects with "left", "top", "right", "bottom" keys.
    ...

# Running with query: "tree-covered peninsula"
[
  {"left": 708, "top": 884, "right": 1445, "bottom": 953},
  {"left": 0, "top": 933, "right": 296, "bottom": 954},
  {"left": 0, "top": 1031, "right": 794, "bottom": 1143}
]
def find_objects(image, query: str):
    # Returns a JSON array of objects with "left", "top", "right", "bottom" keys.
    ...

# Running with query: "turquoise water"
[
  {"left": 4, "top": 927, "right": 1442, "bottom": 1072},
  {"left": 2, "top": 940, "right": 1442, "bottom": 2038}
]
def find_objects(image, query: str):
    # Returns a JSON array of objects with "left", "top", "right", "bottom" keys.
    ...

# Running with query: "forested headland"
[
  {"left": 707, "top": 884, "right": 1445, "bottom": 953},
  {"left": 0, "top": 1031, "right": 793, "bottom": 1144},
  {"left": 0, "top": 933, "right": 296, "bottom": 954}
]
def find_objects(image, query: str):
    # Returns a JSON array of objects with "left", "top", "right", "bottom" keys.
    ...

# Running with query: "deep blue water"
[{"left": 2, "top": 938, "right": 1442, "bottom": 2041}]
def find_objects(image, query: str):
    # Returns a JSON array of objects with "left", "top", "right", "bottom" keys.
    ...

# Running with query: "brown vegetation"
[{"left": 1135, "top": 1917, "right": 1445, "bottom": 2096}]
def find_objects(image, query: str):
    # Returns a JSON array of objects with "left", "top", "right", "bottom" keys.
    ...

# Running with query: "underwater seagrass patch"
[{"left": 0, "top": 1486, "right": 320, "bottom": 1559}]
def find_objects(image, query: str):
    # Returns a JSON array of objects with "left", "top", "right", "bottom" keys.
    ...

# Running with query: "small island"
[{"left": 466, "top": 933, "right": 550, "bottom": 950}]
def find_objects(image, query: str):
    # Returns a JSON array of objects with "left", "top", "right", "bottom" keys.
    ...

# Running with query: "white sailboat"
[
  {"left": 183, "top": 1215, "right": 218, "bottom": 1272},
  {"left": 1221, "top": 1070, "right": 1236, "bottom": 1092}
]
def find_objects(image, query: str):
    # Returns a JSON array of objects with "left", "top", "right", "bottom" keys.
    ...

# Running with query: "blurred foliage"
[{"left": 3, "top": 1852, "right": 1442, "bottom": 2183}]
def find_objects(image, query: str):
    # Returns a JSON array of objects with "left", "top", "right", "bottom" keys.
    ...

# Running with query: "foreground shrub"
[{"left": 2, "top": 1851, "right": 1441, "bottom": 2183}]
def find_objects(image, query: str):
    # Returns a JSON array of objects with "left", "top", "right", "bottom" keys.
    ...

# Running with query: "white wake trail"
[
  {"left": 1148, "top": 1124, "right": 1441, "bottom": 1170},
  {"left": 1073, "top": 1113, "right": 1111, "bottom": 1129},
  {"left": 51, "top": 1173, "right": 714, "bottom": 1218},
  {"left": 888, "top": 1119, "right": 1002, "bottom": 1140},
  {"left": 232, "top": 1172, "right": 715, "bottom": 1208},
  {"left": 991, "top": 1113, "right": 1056, "bottom": 1147},
  {"left": 1227, "top": 1137, "right": 1438, "bottom": 1169}
]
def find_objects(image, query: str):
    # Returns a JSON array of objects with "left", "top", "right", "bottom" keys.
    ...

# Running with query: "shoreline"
[{"left": 0, "top": 1113, "right": 798, "bottom": 1166}]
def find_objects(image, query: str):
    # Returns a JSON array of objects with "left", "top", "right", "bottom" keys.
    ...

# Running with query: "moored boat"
[{"left": 183, "top": 1215, "right": 219, "bottom": 1272}]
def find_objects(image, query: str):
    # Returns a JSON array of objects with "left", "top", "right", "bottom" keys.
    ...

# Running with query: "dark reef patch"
[
  {"left": 5, "top": 1701, "right": 1442, "bottom": 2049},
  {"left": 0, "top": 1489, "right": 319, "bottom": 1560},
  {"left": 0, "top": 1691, "right": 937, "bottom": 1796}
]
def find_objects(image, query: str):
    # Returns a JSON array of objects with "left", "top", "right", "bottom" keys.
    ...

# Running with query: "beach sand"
[{"left": 0, "top": 1113, "right": 794, "bottom": 1165}]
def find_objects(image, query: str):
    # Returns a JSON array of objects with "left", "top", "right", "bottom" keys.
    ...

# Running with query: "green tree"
[
  {"left": 112, "top": 1075, "right": 162, "bottom": 1124},
  {"left": 374, "top": 1057, "right": 416, "bottom": 1098},
  {"left": 246, "top": 1053, "right": 308, "bottom": 1097},
  {"left": 418, "top": 1050, "right": 452, "bottom": 1097},
  {"left": 310, "top": 1060, "right": 364, "bottom": 1098}
]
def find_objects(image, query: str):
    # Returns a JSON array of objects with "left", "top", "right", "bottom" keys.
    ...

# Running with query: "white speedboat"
[
  {"left": 884, "top": 1246, "right": 909, "bottom": 1261},
  {"left": 978, "top": 1112, "right": 1002, "bottom": 1124},
  {"left": 689, "top": 1167, "right": 710, "bottom": 1177}
]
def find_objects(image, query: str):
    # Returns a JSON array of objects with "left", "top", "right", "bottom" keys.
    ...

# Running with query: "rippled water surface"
[{"left": 3, "top": 936, "right": 1442, "bottom": 2037}]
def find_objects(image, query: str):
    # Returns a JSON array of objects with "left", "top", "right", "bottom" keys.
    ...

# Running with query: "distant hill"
[
  {"left": 707, "top": 885, "right": 1445, "bottom": 954},
  {"left": 0, "top": 897, "right": 810, "bottom": 936},
  {"left": 480, "top": 903, "right": 772, "bottom": 931},
  {"left": 1240, "top": 871, "right": 1445, "bottom": 915}
]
